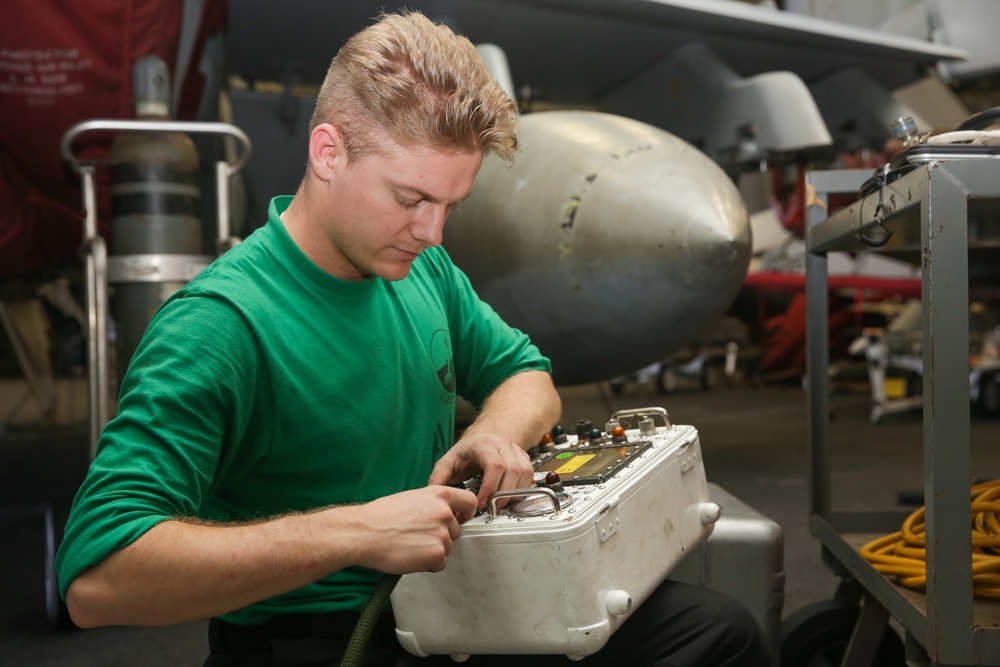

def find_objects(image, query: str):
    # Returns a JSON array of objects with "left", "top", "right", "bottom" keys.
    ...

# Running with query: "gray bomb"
[{"left": 444, "top": 111, "right": 751, "bottom": 385}]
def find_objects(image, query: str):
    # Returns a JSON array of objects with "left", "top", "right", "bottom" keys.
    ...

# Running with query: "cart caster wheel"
[
  {"left": 701, "top": 363, "right": 723, "bottom": 390},
  {"left": 656, "top": 365, "right": 677, "bottom": 394},
  {"left": 780, "top": 600, "right": 905, "bottom": 667}
]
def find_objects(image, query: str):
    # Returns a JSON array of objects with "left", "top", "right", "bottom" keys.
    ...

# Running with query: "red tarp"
[{"left": 0, "top": 0, "right": 224, "bottom": 278}]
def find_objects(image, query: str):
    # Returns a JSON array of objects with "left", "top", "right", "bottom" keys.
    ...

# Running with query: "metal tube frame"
[
  {"left": 62, "top": 120, "right": 252, "bottom": 457},
  {"left": 805, "top": 169, "right": 868, "bottom": 520}
]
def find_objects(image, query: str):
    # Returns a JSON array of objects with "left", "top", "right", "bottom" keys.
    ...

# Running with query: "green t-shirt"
[{"left": 56, "top": 195, "right": 551, "bottom": 624}]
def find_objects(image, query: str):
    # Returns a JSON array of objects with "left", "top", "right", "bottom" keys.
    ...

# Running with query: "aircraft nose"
[
  {"left": 443, "top": 110, "right": 752, "bottom": 385},
  {"left": 669, "top": 173, "right": 752, "bottom": 282},
  {"left": 560, "top": 123, "right": 751, "bottom": 303}
]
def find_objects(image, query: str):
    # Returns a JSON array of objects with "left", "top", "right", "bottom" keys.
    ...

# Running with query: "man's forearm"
[
  {"left": 65, "top": 484, "right": 476, "bottom": 629},
  {"left": 65, "top": 509, "right": 364, "bottom": 628},
  {"left": 462, "top": 370, "right": 562, "bottom": 451}
]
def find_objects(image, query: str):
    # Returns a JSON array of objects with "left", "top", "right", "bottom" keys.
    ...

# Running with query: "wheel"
[
  {"left": 979, "top": 373, "right": 1000, "bottom": 416},
  {"left": 701, "top": 363, "right": 723, "bottom": 390},
  {"left": 656, "top": 365, "right": 677, "bottom": 394},
  {"left": 781, "top": 600, "right": 905, "bottom": 667},
  {"left": 609, "top": 379, "right": 626, "bottom": 397}
]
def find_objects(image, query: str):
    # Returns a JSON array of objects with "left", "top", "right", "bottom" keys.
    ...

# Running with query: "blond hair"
[{"left": 311, "top": 11, "right": 519, "bottom": 162}]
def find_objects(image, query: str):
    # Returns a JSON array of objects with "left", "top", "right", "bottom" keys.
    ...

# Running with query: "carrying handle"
[
  {"left": 611, "top": 407, "right": 671, "bottom": 429},
  {"left": 61, "top": 119, "right": 252, "bottom": 250},
  {"left": 487, "top": 487, "right": 561, "bottom": 519}
]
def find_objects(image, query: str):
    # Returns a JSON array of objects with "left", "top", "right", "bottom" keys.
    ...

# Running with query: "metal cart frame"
[
  {"left": 805, "top": 161, "right": 1000, "bottom": 666},
  {"left": 61, "top": 120, "right": 251, "bottom": 457}
]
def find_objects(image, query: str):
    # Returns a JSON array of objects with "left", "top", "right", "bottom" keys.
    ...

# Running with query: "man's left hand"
[{"left": 428, "top": 433, "right": 534, "bottom": 508}]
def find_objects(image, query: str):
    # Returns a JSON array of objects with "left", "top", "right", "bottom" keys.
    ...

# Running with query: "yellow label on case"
[{"left": 556, "top": 454, "right": 596, "bottom": 474}]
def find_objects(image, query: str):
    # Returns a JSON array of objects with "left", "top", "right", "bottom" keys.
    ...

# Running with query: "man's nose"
[{"left": 411, "top": 204, "right": 448, "bottom": 247}]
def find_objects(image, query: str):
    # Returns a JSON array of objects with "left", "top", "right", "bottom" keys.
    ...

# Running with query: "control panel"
[{"left": 391, "top": 407, "right": 720, "bottom": 661}]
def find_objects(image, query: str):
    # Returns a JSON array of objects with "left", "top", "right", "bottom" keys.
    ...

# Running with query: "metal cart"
[
  {"left": 804, "top": 160, "right": 1000, "bottom": 666},
  {"left": 61, "top": 119, "right": 251, "bottom": 456}
]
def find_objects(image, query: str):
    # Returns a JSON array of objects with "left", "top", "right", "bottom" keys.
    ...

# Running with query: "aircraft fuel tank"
[{"left": 443, "top": 111, "right": 751, "bottom": 385}]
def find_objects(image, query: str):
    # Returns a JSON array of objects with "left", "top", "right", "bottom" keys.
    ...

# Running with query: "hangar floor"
[{"left": 3, "top": 379, "right": 999, "bottom": 666}]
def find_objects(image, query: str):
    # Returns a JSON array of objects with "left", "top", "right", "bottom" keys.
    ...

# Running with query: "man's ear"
[{"left": 308, "top": 123, "right": 345, "bottom": 181}]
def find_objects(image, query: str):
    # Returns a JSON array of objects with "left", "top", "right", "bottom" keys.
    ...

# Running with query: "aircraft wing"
[{"left": 228, "top": 0, "right": 967, "bottom": 104}]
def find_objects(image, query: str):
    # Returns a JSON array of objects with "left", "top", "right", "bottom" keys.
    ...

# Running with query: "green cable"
[{"left": 338, "top": 573, "right": 402, "bottom": 667}]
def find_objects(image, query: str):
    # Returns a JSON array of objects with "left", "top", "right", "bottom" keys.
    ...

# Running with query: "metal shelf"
[{"left": 805, "top": 160, "right": 1000, "bottom": 666}]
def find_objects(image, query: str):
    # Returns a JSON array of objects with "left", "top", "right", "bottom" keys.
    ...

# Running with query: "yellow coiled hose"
[{"left": 860, "top": 480, "right": 1000, "bottom": 599}]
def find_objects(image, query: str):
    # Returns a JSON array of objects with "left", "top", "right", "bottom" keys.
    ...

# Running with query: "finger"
[
  {"left": 447, "top": 514, "right": 462, "bottom": 541},
  {"left": 500, "top": 445, "right": 534, "bottom": 489},
  {"left": 445, "top": 487, "right": 478, "bottom": 523},
  {"left": 427, "top": 454, "right": 458, "bottom": 486},
  {"left": 475, "top": 461, "right": 502, "bottom": 508},
  {"left": 491, "top": 446, "right": 533, "bottom": 502}
]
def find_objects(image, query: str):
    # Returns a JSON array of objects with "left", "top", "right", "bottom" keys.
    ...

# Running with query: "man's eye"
[{"left": 398, "top": 197, "right": 421, "bottom": 209}]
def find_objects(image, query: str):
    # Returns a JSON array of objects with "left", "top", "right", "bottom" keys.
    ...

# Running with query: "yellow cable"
[{"left": 859, "top": 479, "right": 1000, "bottom": 599}]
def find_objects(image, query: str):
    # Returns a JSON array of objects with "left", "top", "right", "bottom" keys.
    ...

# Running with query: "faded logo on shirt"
[
  {"left": 430, "top": 329, "right": 456, "bottom": 404},
  {"left": 430, "top": 329, "right": 456, "bottom": 463}
]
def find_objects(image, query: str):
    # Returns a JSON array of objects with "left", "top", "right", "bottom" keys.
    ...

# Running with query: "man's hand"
[
  {"left": 350, "top": 485, "right": 478, "bottom": 573},
  {"left": 65, "top": 484, "right": 478, "bottom": 628},
  {"left": 428, "top": 433, "right": 535, "bottom": 508}
]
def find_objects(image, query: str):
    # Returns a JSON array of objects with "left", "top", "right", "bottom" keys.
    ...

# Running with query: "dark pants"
[{"left": 204, "top": 580, "right": 771, "bottom": 667}]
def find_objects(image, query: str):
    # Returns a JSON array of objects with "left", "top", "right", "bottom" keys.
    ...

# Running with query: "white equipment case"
[{"left": 390, "top": 408, "right": 720, "bottom": 660}]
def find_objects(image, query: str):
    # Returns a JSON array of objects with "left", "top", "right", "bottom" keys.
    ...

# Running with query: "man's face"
[{"left": 323, "top": 136, "right": 484, "bottom": 282}]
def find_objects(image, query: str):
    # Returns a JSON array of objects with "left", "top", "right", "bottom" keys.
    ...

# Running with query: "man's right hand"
[
  {"left": 348, "top": 485, "right": 478, "bottom": 574},
  {"left": 65, "top": 485, "right": 478, "bottom": 628}
]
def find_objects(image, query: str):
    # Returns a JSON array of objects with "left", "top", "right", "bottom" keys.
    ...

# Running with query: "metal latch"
[
  {"left": 597, "top": 496, "right": 621, "bottom": 542},
  {"left": 679, "top": 443, "right": 698, "bottom": 473}
]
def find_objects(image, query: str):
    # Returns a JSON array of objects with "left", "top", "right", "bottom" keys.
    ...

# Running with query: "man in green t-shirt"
[{"left": 56, "top": 11, "right": 769, "bottom": 667}]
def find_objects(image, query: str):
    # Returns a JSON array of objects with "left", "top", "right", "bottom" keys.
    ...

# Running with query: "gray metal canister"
[{"left": 108, "top": 55, "right": 212, "bottom": 387}]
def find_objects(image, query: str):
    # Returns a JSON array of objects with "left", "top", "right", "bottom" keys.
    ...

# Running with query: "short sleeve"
[
  {"left": 55, "top": 295, "right": 263, "bottom": 599},
  {"left": 432, "top": 249, "right": 552, "bottom": 408}
]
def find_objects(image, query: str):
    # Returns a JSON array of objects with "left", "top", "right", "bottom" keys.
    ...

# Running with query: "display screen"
[{"left": 534, "top": 441, "right": 651, "bottom": 484}]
